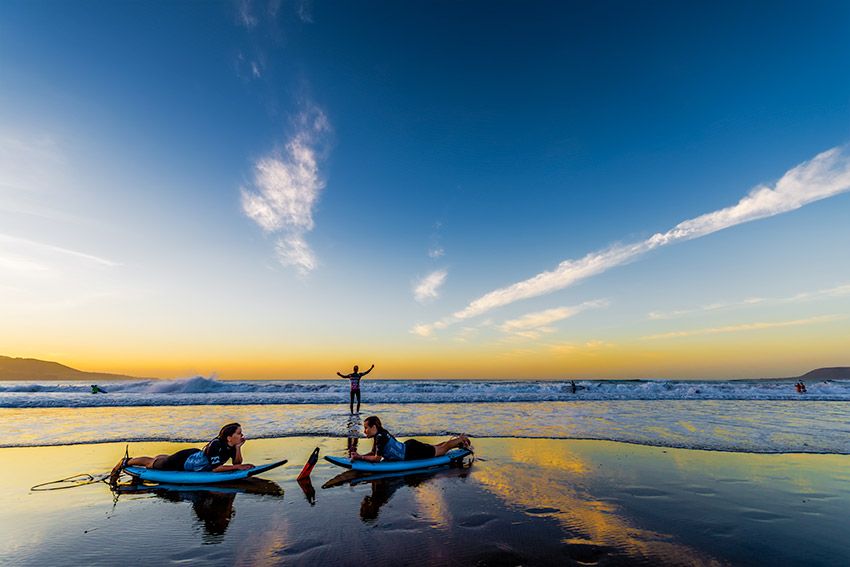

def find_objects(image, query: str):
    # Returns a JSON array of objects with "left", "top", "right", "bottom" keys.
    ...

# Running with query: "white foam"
[{"left": 1, "top": 377, "right": 848, "bottom": 408}]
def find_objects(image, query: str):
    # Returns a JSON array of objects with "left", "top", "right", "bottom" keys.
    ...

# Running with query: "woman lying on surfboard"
[
  {"left": 349, "top": 415, "right": 471, "bottom": 463},
  {"left": 109, "top": 423, "right": 253, "bottom": 483}
]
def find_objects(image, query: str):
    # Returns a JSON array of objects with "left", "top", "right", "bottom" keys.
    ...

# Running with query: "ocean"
[{"left": 5, "top": 377, "right": 850, "bottom": 453}]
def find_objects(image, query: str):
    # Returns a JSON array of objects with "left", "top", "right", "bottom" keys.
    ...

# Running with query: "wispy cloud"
[
  {"left": 0, "top": 135, "right": 64, "bottom": 193},
  {"left": 241, "top": 106, "right": 330, "bottom": 275},
  {"left": 648, "top": 283, "right": 850, "bottom": 320},
  {"left": 413, "top": 146, "right": 850, "bottom": 336},
  {"left": 642, "top": 314, "right": 843, "bottom": 340},
  {"left": 426, "top": 219, "right": 446, "bottom": 259},
  {"left": 0, "top": 135, "right": 87, "bottom": 223},
  {"left": 275, "top": 234, "right": 316, "bottom": 274},
  {"left": 0, "top": 233, "right": 118, "bottom": 268},
  {"left": 411, "top": 318, "right": 452, "bottom": 338},
  {"left": 237, "top": 0, "right": 258, "bottom": 28},
  {"left": 549, "top": 340, "right": 613, "bottom": 355},
  {"left": 0, "top": 256, "right": 48, "bottom": 273},
  {"left": 414, "top": 269, "right": 448, "bottom": 303},
  {"left": 452, "top": 326, "right": 481, "bottom": 343},
  {"left": 297, "top": 0, "right": 314, "bottom": 23},
  {"left": 499, "top": 299, "right": 609, "bottom": 338}
]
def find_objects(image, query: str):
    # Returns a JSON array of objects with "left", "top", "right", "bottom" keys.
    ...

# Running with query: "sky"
[{"left": 1, "top": 1, "right": 849, "bottom": 380}]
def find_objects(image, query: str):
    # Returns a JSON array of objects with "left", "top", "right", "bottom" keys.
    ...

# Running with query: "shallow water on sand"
[
  {"left": 2, "top": 438, "right": 849, "bottom": 565},
  {"left": 5, "top": 399, "right": 850, "bottom": 453}
]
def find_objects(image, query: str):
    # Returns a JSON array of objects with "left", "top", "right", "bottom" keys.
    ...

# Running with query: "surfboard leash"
[
  {"left": 31, "top": 472, "right": 111, "bottom": 491},
  {"left": 31, "top": 444, "right": 131, "bottom": 491}
]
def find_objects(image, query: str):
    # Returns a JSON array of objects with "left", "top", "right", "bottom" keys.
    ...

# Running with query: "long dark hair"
[
  {"left": 217, "top": 422, "right": 241, "bottom": 445},
  {"left": 364, "top": 416, "right": 386, "bottom": 454}
]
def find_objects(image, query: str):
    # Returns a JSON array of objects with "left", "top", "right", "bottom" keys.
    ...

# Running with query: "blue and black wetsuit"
[
  {"left": 151, "top": 438, "right": 236, "bottom": 472},
  {"left": 373, "top": 428, "right": 436, "bottom": 461}
]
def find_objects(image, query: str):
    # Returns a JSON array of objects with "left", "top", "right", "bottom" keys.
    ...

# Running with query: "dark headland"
[
  {"left": 0, "top": 356, "right": 144, "bottom": 381},
  {"left": 798, "top": 367, "right": 850, "bottom": 381}
]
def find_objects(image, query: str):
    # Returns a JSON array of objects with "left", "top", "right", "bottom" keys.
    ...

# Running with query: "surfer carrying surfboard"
[
  {"left": 350, "top": 415, "right": 471, "bottom": 463},
  {"left": 109, "top": 423, "right": 253, "bottom": 484},
  {"left": 337, "top": 363, "right": 374, "bottom": 414}
]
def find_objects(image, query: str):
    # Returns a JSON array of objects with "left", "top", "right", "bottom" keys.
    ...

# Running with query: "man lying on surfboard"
[
  {"left": 349, "top": 415, "right": 472, "bottom": 463},
  {"left": 109, "top": 423, "right": 253, "bottom": 484}
]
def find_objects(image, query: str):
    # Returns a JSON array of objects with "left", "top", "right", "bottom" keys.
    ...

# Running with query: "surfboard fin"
[{"left": 297, "top": 447, "right": 320, "bottom": 480}]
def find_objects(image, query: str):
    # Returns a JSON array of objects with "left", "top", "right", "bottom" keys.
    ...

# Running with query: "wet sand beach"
[{"left": 2, "top": 437, "right": 849, "bottom": 565}]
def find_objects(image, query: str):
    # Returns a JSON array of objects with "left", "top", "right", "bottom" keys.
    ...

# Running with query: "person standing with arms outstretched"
[{"left": 337, "top": 364, "right": 374, "bottom": 414}]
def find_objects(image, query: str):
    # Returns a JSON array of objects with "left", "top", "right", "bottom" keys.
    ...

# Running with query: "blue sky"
[{"left": 1, "top": 1, "right": 849, "bottom": 378}]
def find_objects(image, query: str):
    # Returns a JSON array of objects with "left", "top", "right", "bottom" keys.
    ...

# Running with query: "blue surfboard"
[
  {"left": 324, "top": 448, "right": 471, "bottom": 472},
  {"left": 124, "top": 459, "right": 287, "bottom": 484}
]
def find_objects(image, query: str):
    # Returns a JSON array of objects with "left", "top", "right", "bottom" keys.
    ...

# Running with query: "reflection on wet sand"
[
  {"left": 409, "top": 475, "right": 453, "bottom": 528},
  {"left": 6, "top": 437, "right": 849, "bottom": 565},
  {"left": 347, "top": 414, "right": 362, "bottom": 447},
  {"left": 323, "top": 465, "right": 471, "bottom": 523},
  {"left": 297, "top": 477, "right": 316, "bottom": 505},
  {"left": 474, "top": 439, "right": 723, "bottom": 565},
  {"left": 359, "top": 477, "right": 403, "bottom": 521},
  {"left": 113, "top": 478, "right": 284, "bottom": 541}
]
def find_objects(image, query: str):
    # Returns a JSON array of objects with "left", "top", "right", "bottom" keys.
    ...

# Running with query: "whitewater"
[
  {"left": 4, "top": 378, "right": 850, "bottom": 454},
  {"left": 3, "top": 377, "right": 850, "bottom": 407}
]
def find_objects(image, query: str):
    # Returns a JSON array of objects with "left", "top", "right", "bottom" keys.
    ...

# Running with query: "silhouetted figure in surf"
[{"left": 337, "top": 364, "right": 374, "bottom": 414}]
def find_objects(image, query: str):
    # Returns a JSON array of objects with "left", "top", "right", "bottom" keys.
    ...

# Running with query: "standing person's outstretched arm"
[
  {"left": 362, "top": 364, "right": 375, "bottom": 376},
  {"left": 337, "top": 371, "right": 350, "bottom": 378}
]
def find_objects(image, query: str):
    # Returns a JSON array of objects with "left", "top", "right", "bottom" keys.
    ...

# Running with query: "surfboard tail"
[{"left": 297, "top": 447, "right": 320, "bottom": 480}]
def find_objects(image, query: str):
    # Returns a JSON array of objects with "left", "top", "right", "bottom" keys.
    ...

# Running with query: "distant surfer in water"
[
  {"left": 90, "top": 384, "right": 107, "bottom": 394},
  {"left": 349, "top": 415, "right": 471, "bottom": 463},
  {"left": 109, "top": 422, "right": 253, "bottom": 484},
  {"left": 337, "top": 363, "right": 374, "bottom": 414}
]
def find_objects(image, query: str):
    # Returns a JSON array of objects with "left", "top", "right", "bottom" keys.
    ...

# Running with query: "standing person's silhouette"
[{"left": 337, "top": 364, "right": 374, "bottom": 414}]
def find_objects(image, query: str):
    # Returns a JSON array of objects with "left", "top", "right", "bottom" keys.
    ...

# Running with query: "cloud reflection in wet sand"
[{"left": 472, "top": 439, "right": 723, "bottom": 565}]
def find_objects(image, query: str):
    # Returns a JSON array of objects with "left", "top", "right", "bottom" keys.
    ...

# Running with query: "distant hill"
[
  {"left": 798, "top": 367, "right": 850, "bottom": 381},
  {"left": 0, "top": 356, "right": 144, "bottom": 381}
]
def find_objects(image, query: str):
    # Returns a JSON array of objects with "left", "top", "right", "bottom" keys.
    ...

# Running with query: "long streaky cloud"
[
  {"left": 241, "top": 107, "right": 329, "bottom": 275},
  {"left": 642, "top": 314, "right": 842, "bottom": 340},
  {"left": 649, "top": 283, "right": 850, "bottom": 320},
  {"left": 413, "top": 146, "right": 850, "bottom": 336}
]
